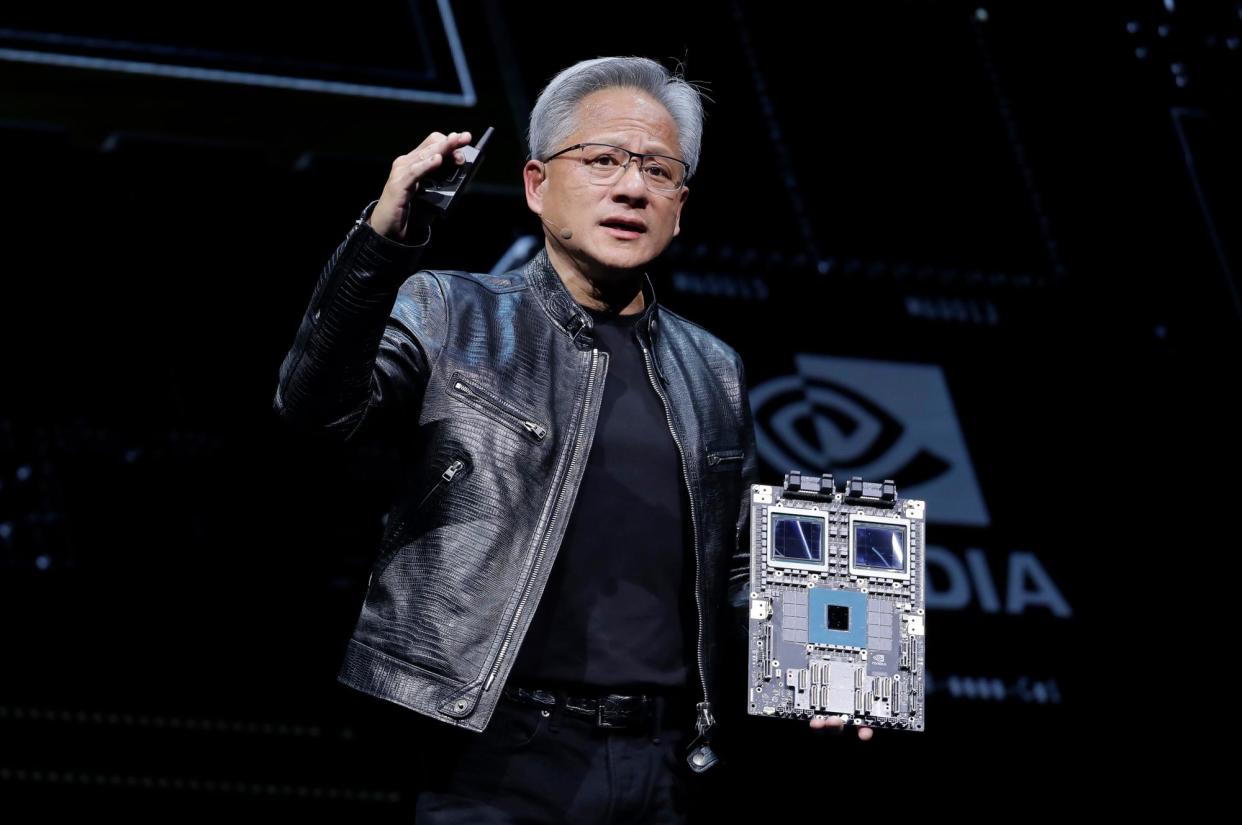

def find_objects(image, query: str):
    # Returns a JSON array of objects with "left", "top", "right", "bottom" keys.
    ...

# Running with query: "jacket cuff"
[{"left": 354, "top": 199, "right": 433, "bottom": 263}]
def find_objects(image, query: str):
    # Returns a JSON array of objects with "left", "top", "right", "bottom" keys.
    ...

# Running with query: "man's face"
[{"left": 524, "top": 87, "right": 690, "bottom": 279}]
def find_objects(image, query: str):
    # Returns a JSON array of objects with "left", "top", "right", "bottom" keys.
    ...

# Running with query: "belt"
[{"left": 502, "top": 683, "right": 682, "bottom": 730}]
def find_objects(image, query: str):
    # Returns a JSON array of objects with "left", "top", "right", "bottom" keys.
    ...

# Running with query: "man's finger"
[
  {"left": 397, "top": 131, "right": 455, "bottom": 164},
  {"left": 809, "top": 714, "right": 845, "bottom": 730},
  {"left": 432, "top": 132, "right": 473, "bottom": 165}
]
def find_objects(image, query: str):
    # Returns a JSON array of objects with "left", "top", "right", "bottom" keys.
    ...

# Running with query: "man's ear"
[
  {"left": 672, "top": 184, "right": 689, "bottom": 238},
  {"left": 523, "top": 160, "right": 547, "bottom": 215}
]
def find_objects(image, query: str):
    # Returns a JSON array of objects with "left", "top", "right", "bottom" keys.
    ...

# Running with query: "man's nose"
[{"left": 611, "top": 159, "right": 649, "bottom": 198}]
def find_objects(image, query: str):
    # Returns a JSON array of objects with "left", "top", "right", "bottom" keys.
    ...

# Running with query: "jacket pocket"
[
  {"left": 448, "top": 372, "right": 549, "bottom": 443},
  {"left": 369, "top": 455, "right": 470, "bottom": 587},
  {"left": 706, "top": 446, "right": 745, "bottom": 470}
]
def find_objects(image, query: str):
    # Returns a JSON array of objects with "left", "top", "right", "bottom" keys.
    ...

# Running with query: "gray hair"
[{"left": 527, "top": 56, "right": 707, "bottom": 180}]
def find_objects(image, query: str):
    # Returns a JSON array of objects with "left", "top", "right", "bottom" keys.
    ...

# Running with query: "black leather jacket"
[{"left": 273, "top": 202, "right": 758, "bottom": 772}]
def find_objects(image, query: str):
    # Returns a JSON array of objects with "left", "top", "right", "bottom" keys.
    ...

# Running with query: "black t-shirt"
[{"left": 508, "top": 302, "right": 696, "bottom": 692}]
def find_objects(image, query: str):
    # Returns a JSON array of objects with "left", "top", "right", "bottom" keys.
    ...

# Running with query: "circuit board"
[{"left": 746, "top": 473, "right": 926, "bottom": 732}]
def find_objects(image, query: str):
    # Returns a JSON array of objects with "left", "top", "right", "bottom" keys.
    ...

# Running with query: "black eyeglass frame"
[{"left": 541, "top": 142, "right": 690, "bottom": 192}]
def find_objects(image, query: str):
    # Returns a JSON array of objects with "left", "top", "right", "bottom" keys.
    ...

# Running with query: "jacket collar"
[{"left": 524, "top": 245, "right": 662, "bottom": 355}]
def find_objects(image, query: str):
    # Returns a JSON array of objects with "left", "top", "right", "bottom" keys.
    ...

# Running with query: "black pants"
[{"left": 411, "top": 689, "right": 701, "bottom": 824}]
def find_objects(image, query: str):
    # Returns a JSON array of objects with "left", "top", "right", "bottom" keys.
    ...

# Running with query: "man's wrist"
[{"left": 357, "top": 199, "right": 434, "bottom": 249}]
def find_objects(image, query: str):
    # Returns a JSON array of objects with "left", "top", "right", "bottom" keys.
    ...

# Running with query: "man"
[{"left": 274, "top": 56, "right": 863, "bottom": 823}]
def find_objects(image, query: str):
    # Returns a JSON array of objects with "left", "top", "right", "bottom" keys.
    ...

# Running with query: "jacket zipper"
[
  {"left": 369, "top": 458, "right": 465, "bottom": 590},
  {"left": 451, "top": 374, "right": 548, "bottom": 441},
  {"left": 483, "top": 347, "right": 601, "bottom": 692},
  {"left": 640, "top": 344, "right": 715, "bottom": 744},
  {"left": 707, "top": 449, "right": 744, "bottom": 467}
]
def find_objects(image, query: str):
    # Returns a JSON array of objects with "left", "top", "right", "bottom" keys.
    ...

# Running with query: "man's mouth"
[{"left": 600, "top": 217, "right": 647, "bottom": 237}]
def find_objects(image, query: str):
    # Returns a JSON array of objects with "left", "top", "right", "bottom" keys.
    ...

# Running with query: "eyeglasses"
[{"left": 542, "top": 142, "right": 689, "bottom": 193}]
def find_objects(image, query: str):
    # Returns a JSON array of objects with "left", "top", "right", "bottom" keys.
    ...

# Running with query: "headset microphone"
[{"left": 541, "top": 215, "right": 573, "bottom": 240}]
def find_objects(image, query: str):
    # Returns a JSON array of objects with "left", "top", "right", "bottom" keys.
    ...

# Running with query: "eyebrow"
[{"left": 587, "top": 137, "right": 680, "bottom": 158}]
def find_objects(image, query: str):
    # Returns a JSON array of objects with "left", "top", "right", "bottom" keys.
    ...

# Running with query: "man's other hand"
[{"left": 809, "top": 714, "right": 874, "bottom": 741}]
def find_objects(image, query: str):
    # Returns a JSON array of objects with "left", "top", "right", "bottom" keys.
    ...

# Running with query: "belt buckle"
[
  {"left": 596, "top": 696, "right": 629, "bottom": 729},
  {"left": 597, "top": 695, "right": 649, "bottom": 729}
]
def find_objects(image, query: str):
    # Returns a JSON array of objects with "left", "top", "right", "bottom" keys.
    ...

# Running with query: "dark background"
[{"left": 1, "top": 0, "right": 1226, "bottom": 813}]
